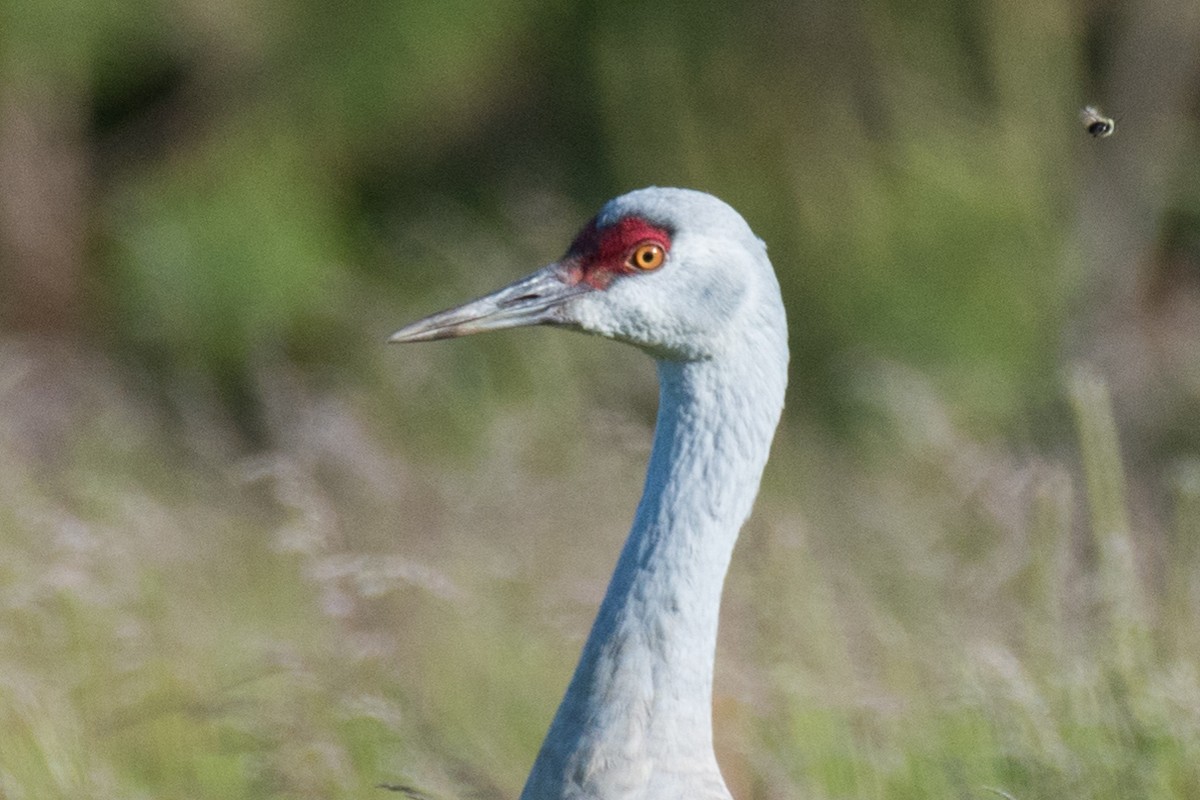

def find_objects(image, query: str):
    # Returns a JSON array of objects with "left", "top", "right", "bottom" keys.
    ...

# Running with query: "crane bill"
[{"left": 389, "top": 264, "right": 591, "bottom": 343}]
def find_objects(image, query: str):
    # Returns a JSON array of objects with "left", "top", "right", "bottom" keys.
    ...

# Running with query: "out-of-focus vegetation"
[{"left": 2, "top": 0, "right": 1199, "bottom": 798}]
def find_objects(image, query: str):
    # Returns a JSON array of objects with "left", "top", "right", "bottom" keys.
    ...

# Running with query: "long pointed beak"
[{"left": 389, "top": 263, "right": 590, "bottom": 343}]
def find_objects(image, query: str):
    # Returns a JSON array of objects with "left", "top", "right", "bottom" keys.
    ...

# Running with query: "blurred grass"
[{"left": 2, "top": 340, "right": 1199, "bottom": 798}]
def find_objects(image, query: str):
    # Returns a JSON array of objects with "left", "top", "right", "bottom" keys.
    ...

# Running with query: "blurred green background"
[{"left": 2, "top": 0, "right": 1200, "bottom": 797}]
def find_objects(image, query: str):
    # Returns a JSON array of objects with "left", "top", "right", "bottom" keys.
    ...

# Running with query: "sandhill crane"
[{"left": 391, "top": 187, "right": 789, "bottom": 800}]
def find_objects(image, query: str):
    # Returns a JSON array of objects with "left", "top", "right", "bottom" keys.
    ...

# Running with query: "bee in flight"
[{"left": 1081, "top": 106, "right": 1114, "bottom": 138}]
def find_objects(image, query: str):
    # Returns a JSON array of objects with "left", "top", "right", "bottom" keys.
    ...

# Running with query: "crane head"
[{"left": 390, "top": 187, "right": 782, "bottom": 362}]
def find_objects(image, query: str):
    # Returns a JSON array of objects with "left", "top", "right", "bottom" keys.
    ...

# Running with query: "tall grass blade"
[{"left": 1067, "top": 365, "right": 1150, "bottom": 677}]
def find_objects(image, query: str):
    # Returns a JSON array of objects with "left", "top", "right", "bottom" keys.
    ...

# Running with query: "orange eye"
[{"left": 630, "top": 243, "right": 665, "bottom": 271}]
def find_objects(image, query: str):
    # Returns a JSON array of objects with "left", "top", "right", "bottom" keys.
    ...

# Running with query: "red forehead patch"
[{"left": 561, "top": 216, "right": 672, "bottom": 289}]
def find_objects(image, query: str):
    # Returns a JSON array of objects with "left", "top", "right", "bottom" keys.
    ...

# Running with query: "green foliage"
[
  {"left": 3, "top": 0, "right": 1104, "bottom": 430},
  {"left": 107, "top": 127, "right": 347, "bottom": 372}
]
